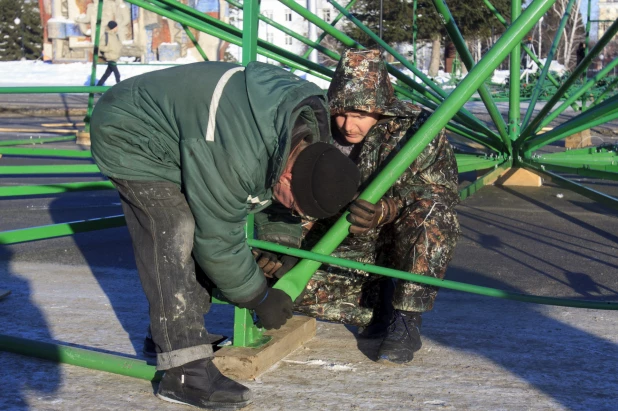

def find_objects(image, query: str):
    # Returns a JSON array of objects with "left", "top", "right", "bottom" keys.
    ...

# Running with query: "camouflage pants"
[{"left": 294, "top": 201, "right": 459, "bottom": 327}]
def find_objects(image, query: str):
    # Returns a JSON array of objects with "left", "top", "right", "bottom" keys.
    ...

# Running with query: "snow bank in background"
[{"left": 0, "top": 60, "right": 531, "bottom": 89}]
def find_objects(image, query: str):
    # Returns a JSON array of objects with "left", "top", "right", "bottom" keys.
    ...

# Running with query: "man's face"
[
  {"left": 334, "top": 111, "right": 380, "bottom": 144},
  {"left": 273, "top": 178, "right": 304, "bottom": 216}
]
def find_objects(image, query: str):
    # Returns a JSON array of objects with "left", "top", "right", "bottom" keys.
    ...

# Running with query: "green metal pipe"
[
  {"left": 520, "top": 18, "right": 618, "bottom": 138},
  {"left": 457, "top": 159, "right": 505, "bottom": 173},
  {"left": 532, "top": 162, "right": 618, "bottom": 181},
  {"left": 0, "top": 164, "right": 100, "bottom": 175},
  {"left": 327, "top": 0, "right": 502, "bottom": 141},
  {"left": 524, "top": 94, "right": 618, "bottom": 152},
  {"left": 255, "top": 239, "right": 618, "bottom": 310},
  {"left": 536, "top": 57, "right": 618, "bottom": 131},
  {"left": 521, "top": 0, "right": 578, "bottom": 130},
  {"left": 508, "top": 0, "right": 521, "bottom": 146},
  {"left": 0, "top": 86, "right": 109, "bottom": 94},
  {"left": 596, "top": 77, "right": 618, "bottom": 103},
  {"left": 431, "top": 0, "right": 511, "bottom": 153},
  {"left": 291, "top": 0, "right": 359, "bottom": 73},
  {"left": 482, "top": 0, "right": 574, "bottom": 106},
  {"left": 183, "top": 25, "right": 209, "bottom": 60},
  {"left": 0, "top": 334, "right": 161, "bottom": 381},
  {"left": 274, "top": 0, "right": 558, "bottom": 300},
  {"left": 84, "top": 0, "right": 105, "bottom": 132},
  {"left": 225, "top": 0, "right": 340, "bottom": 62},
  {"left": 392, "top": 84, "right": 505, "bottom": 151},
  {"left": 459, "top": 161, "right": 512, "bottom": 201},
  {"left": 0, "top": 181, "right": 114, "bottom": 198},
  {"left": 242, "top": 0, "right": 259, "bottom": 65},
  {"left": 127, "top": 0, "right": 331, "bottom": 80},
  {"left": 0, "top": 215, "right": 125, "bottom": 245},
  {"left": 523, "top": 161, "right": 618, "bottom": 211},
  {"left": 0, "top": 147, "right": 91, "bottom": 158},
  {"left": 0, "top": 136, "right": 76, "bottom": 146}
]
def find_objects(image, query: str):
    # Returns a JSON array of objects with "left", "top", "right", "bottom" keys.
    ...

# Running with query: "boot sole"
[
  {"left": 376, "top": 356, "right": 414, "bottom": 367},
  {"left": 156, "top": 393, "right": 251, "bottom": 410}
]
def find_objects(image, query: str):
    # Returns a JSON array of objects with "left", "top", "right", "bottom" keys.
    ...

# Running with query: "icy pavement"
[{"left": 1, "top": 259, "right": 617, "bottom": 410}]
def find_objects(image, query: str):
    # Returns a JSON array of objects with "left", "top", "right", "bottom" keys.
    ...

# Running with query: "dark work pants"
[
  {"left": 111, "top": 178, "right": 213, "bottom": 370},
  {"left": 97, "top": 62, "right": 121, "bottom": 86}
]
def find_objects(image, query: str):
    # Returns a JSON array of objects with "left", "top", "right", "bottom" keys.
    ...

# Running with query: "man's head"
[
  {"left": 273, "top": 142, "right": 360, "bottom": 219},
  {"left": 333, "top": 110, "right": 381, "bottom": 144}
]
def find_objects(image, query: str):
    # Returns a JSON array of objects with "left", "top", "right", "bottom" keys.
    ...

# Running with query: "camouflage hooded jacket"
[{"left": 301, "top": 48, "right": 460, "bottom": 279}]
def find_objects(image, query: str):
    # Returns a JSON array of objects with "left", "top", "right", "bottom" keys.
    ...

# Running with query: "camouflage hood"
[{"left": 327, "top": 48, "right": 414, "bottom": 117}]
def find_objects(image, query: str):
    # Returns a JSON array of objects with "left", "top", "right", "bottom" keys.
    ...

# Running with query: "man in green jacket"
[{"left": 91, "top": 61, "right": 360, "bottom": 410}]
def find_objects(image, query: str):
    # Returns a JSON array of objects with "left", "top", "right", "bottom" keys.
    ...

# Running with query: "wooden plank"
[{"left": 213, "top": 316, "right": 316, "bottom": 381}]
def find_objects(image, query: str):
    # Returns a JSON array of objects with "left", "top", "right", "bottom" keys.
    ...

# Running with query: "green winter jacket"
[{"left": 91, "top": 61, "right": 330, "bottom": 303}]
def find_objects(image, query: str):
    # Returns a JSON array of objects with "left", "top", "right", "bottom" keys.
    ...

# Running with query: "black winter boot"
[
  {"left": 157, "top": 358, "right": 252, "bottom": 409},
  {"left": 377, "top": 310, "right": 422, "bottom": 365}
]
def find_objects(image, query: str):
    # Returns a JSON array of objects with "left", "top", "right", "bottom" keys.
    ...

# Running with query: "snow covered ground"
[{"left": 0, "top": 60, "right": 526, "bottom": 89}]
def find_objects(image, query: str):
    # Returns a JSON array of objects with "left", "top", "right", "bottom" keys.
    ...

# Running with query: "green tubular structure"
[
  {"left": 596, "top": 77, "right": 618, "bottom": 103},
  {"left": 508, "top": 0, "right": 521, "bottom": 146},
  {"left": 125, "top": 0, "right": 331, "bottom": 80},
  {"left": 520, "top": 19, "right": 618, "bottom": 139},
  {"left": 183, "top": 25, "right": 209, "bottom": 60},
  {"left": 523, "top": 94, "right": 618, "bottom": 152},
  {"left": 431, "top": 0, "right": 511, "bottom": 153},
  {"left": 0, "top": 164, "right": 100, "bottom": 175},
  {"left": 326, "top": 0, "right": 502, "bottom": 143},
  {"left": 253, "top": 239, "right": 618, "bottom": 310},
  {"left": 521, "top": 0, "right": 578, "bottom": 131},
  {"left": 290, "top": 0, "right": 359, "bottom": 73},
  {"left": 0, "top": 334, "right": 161, "bottom": 382},
  {"left": 459, "top": 161, "right": 512, "bottom": 201},
  {"left": 533, "top": 163, "right": 618, "bottom": 181},
  {"left": 0, "top": 136, "right": 76, "bottom": 146},
  {"left": 482, "top": 0, "right": 575, "bottom": 107},
  {"left": 235, "top": 0, "right": 267, "bottom": 349},
  {"left": 0, "top": 181, "right": 114, "bottom": 198},
  {"left": 535, "top": 57, "right": 618, "bottom": 131},
  {"left": 0, "top": 147, "right": 91, "bottom": 158},
  {"left": 225, "top": 0, "right": 340, "bottom": 62},
  {"left": 0, "top": 216, "right": 126, "bottom": 245},
  {"left": 274, "top": 0, "right": 558, "bottom": 300},
  {"left": 0, "top": 86, "right": 109, "bottom": 94},
  {"left": 523, "top": 161, "right": 618, "bottom": 211},
  {"left": 84, "top": 0, "right": 105, "bottom": 132}
]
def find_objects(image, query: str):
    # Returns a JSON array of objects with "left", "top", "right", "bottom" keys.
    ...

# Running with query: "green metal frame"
[{"left": 2, "top": 0, "right": 618, "bottom": 378}]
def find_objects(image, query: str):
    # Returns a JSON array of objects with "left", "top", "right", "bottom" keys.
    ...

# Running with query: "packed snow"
[{"left": 0, "top": 59, "right": 553, "bottom": 89}]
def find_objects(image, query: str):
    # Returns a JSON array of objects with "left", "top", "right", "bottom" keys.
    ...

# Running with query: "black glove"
[
  {"left": 252, "top": 249, "right": 299, "bottom": 279},
  {"left": 347, "top": 197, "right": 398, "bottom": 235},
  {"left": 238, "top": 288, "right": 293, "bottom": 330}
]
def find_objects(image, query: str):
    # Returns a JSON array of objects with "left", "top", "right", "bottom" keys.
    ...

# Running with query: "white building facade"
[{"left": 227, "top": 0, "right": 349, "bottom": 65}]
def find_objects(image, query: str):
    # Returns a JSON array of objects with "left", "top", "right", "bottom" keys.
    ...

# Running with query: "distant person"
[
  {"left": 97, "top": 21, "right": 122, "bottom": 86},
  {"left": 576, "top": 42, "right": 586, "bottom": 66}
]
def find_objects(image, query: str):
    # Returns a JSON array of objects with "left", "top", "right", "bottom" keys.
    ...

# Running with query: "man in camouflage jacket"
[{"left": 267, "top": 48, "right": 461, "bottom": 365}]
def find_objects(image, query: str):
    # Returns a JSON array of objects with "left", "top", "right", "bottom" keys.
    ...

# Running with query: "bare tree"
[{"left": 549, "top": 0, "right": 585, "bottom": 69}]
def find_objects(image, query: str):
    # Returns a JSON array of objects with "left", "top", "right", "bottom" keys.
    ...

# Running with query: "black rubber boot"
[
  {"left": 377, "top": 310, "right": 422, "bottom": 365},
  {"left": 157, "top": 358, "right": 252, "bottom": 409}
]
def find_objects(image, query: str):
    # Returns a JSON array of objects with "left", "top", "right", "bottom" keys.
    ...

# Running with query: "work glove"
[
  {"left": 238, "top": 288, "right": 294, "bottom": 330},
  {"left": 347, "top": 197, "right": 398, "bottom": 235},
  {"left": 252, "top": 249, "right": 299, "bottom": 279}
]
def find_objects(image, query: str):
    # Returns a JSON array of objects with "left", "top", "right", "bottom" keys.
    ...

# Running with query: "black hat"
[
  {"left": 291, "top": 142, "right": 360, "bottom": 219},
  {"left": 107, "top": 21, "right": 118, "bottom": 30}
]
